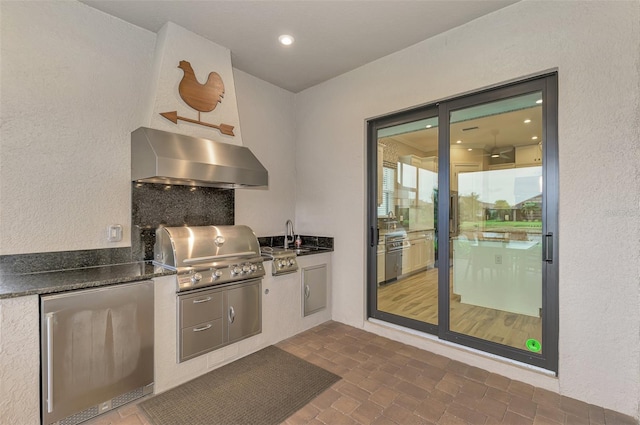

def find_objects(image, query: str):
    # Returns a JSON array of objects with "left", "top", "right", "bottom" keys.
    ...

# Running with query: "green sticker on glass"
[{"left": 526, "top": 339, "right": 541, "bottom": 352}]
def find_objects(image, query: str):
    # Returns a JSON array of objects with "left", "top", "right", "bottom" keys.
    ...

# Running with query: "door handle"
[
  {"left": 304, "top": 284, "right": 310, "bottom": 299},
  {"left": 370, "top": 226, "right": 375, "bottom": 247},
  {"left": 228, "top": 306, "right": 235, "bottom": 324},
  {"left": 543, "top": 233, "right": 553, "bottom": 263}
]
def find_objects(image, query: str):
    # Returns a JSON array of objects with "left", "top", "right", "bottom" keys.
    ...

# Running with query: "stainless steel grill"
[
  {"left": 261, "top": 247, "right": 298, "bottom": 276},
  {"left": 154, "top": 225, "right": 265, "bottom": 292}
]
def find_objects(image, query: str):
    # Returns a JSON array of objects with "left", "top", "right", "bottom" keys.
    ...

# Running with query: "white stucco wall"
[
  {"left": 0, "top": 1, "right": 156, "bottom": 254},
  {"left": 0, "top": 296, "right": 40, "bottom": 425},
  {"left": 295, "top": 0, "right": 640, "bottom": 419},
  {"left": 234, "top": 69, "right": 297, "bottom": 237}
]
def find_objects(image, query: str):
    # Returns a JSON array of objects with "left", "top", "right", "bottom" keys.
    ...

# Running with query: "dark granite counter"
[
  {"left": 0, "top": 262, "right": 174, "bottom": 299},
  {"left": 258, "top": 235, "right": 334, "bottom": 259}
]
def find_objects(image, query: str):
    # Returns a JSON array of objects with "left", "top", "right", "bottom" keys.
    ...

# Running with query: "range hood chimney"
[{"left": 131, "top": 127, "right": 268, "bottom": 188}]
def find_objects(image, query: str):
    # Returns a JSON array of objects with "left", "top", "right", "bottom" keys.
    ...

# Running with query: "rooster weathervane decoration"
[{"left": 160, "top": 60, "right": 235, "bottom": 136}]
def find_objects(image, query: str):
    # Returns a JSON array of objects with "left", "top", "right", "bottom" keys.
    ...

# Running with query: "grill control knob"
[
  {"left": 242, "top": 265, "right": 251, "bottom": 273},
  {"left": 250, "top": 264, "right": 257, "bottom": 271},
  {"left": 212, "top": 269, "right": 222, "bottom": 279},
  {"left": 277, "top": 261, "right": 285, "bottom": 268},
  {"left": 288, "top": 259, "right": 296, "bottom": 266},
  {"left": 191, "top": 273, "right": 202, "bottom": 283}
]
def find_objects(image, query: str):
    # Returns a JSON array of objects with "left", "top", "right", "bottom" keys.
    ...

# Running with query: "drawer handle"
[
  {"left": 193, "top": 297, "right": 212, "bottom": 304},
  {"left": 304, "top": 284, "right": 310, "bottom": 299},
  {"left": 193, "top": 324, "right": 212, "bottom": 332}
]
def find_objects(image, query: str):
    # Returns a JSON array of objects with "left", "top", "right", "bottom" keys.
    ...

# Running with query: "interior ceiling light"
[
  {"left": 536, "top": 99, "right": 543, "bottom": 104},
  {"left": 467, "top": 148, "right": 472, "bottom": 151},
  {"left": 426, "top": 125, "right": 432, "bottom": 129},
  {"left": 532, "top": 136, "right": 538, "bottom": 140},
  {"left": 524, "top": 119, "right": 531, "bottom": 123},
  {"left": 278, "top": 34, "right": 294, "bottom": 46},
  {"left": 491, "top": 153, "right": 500, "bottom": 158},
  {"left": 456, "top": 140, "right": 462, "bottom": 144}
]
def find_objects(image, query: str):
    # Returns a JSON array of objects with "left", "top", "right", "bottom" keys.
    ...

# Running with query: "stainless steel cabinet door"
[
  {"left": 303, "top": 264, "right": 327, "bottom": 316},
  {"left": 226, "top": 279, "right": 261, "bottom": 344},
  {"left": 41, "top": 281, "right": 154, "bottom": 425}
]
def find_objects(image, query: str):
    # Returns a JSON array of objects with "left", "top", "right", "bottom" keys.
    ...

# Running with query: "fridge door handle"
[{"left": 46, "top": 312, "right": 54, "bottom": 413}]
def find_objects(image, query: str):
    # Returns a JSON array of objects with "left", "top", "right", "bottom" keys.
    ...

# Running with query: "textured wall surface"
[
  {"left": 294, "top": 0, "right": 640, "bottom": 418},
  {"left": 233, "top": 70, "right": 297, "bottom": 237},
  {"left": 0, "top": 1, "right": 156, "bottom": 254},
  {"left": 0, "top": 296, "right": 40, "bottom": 425}
]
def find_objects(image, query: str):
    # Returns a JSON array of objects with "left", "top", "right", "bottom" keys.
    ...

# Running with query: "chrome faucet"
[{"left": 284, "top": 219, "right": 295, "bottom": 249}]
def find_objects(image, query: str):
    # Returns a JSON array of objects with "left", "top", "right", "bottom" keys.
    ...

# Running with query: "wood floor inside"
[{"left": 377, "top": 267, "right": 542, "bottom": 351}]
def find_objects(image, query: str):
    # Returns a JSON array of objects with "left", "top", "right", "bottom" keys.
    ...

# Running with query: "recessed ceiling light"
[
  {"left": 491, "top": 154, "right": 500, "bottom": 158},
  {"left": 426, "top": 125, "right": 432, "bottom": 129},
  {"left": 536, "top": 99, "right": 543, "bottom": 104},
  {"left": 278, "top": 34, "right": 294, "bottom": 46},
  {"left": 456, "top": 140, "right": 462, "bottom": 144},
  {"left": 532, "top": 136, "right": 538, "bottom": 140},
  {"left": 467, "top": 148, "right": 472, "bottom": 151},
  {"left": 524, "top": 119, "right": 531, "bottom": 124}
]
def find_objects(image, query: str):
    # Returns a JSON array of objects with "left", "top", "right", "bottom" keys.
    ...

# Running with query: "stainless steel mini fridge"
[{"left": 40, "top": 281, "right": 154, "bottom": 425}]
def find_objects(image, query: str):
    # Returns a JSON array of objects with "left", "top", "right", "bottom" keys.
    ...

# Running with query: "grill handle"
[{"left": 183, "top": 252, "right": 257, "bottom": 264}]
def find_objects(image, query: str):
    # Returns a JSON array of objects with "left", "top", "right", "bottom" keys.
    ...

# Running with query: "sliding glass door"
[
  {"left": 368, "top": 74, "right": 558, "bottom": 371},
  {"left": 372, "top": 107, "right": 439, "bottom": 334}
]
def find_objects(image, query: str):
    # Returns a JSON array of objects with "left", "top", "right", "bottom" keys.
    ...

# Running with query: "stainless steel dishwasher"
[{"left": 40, "top": 280, "right": 154, "bottom": 425}]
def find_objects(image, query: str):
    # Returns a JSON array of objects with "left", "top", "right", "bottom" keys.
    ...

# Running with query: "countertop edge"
[{"left": 0, "top": 262, "right": 176, "bottom": 300}]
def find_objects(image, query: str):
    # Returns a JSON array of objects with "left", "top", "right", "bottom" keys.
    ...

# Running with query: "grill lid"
[{"left": 154, "top": 225, "right": 261, "bottom": 271}]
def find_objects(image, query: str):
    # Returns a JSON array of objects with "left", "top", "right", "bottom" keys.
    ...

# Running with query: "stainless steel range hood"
[{"left": 131, "top": 127, "right": 268, "bottom": 188}]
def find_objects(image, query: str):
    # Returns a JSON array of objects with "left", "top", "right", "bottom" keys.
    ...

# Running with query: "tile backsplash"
[{"left": 132, "top": 183, "right": 234, "bottom": 260}]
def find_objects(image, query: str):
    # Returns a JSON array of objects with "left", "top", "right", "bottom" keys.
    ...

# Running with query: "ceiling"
[{"left": 80, "top": 0, "right": 518, "bottom": 93}]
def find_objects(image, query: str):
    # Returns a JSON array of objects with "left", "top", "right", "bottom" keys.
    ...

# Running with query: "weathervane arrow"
[{"left": 160, "top": 111, "right": 235, "bottom": 136}]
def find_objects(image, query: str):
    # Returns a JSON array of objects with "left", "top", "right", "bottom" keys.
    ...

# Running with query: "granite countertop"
[
  {"left": 261, "top": 245, "right": 333, "bottom": 260},
  {"left": 0, "top": 261, "right": 175, "bottom": 299}
]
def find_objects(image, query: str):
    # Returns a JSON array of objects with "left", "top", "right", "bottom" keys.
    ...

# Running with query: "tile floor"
[{"left": 84, "top": 321, "right": 637, "bottom": 425}]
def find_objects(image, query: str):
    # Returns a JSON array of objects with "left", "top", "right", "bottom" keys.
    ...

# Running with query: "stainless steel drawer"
[
  {"left": 180, "top": 290, "right": 223, "bottom": 328},
  {"left": 180, "top": 318, "right": 224, "bottom": 361}
]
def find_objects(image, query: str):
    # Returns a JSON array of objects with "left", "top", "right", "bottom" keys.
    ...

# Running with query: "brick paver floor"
[{"left": 85, "top": 321, "right": 638, "bottom": 425}]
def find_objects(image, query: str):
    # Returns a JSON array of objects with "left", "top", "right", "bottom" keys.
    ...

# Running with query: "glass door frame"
[
  {"left": 366, "top": 73, "right": 559, "bottom": 372},
  {"left": 366, "top": 105, "right": 440, "bottom": 336}
]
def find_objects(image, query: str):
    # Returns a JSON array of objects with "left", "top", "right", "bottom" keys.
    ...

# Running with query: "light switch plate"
[{"left": 107, "top": 224, "right": 123, "bottom": 242}]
